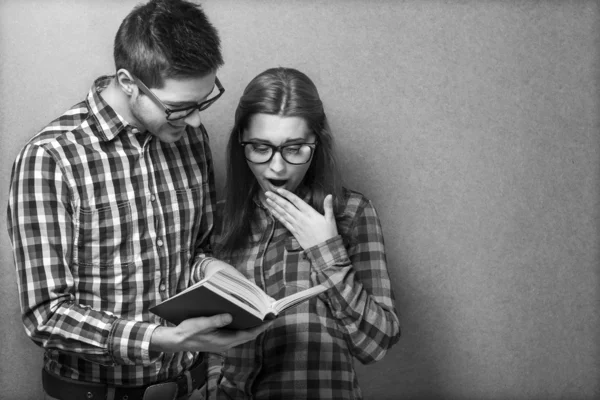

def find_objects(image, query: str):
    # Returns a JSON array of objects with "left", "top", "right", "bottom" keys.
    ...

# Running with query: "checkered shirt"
[
  {"left": 208, "top": 189, "right": 401, "bottom": 399},
  {"left": 6, "top": 76, "right": 216, "bottom": 386}
]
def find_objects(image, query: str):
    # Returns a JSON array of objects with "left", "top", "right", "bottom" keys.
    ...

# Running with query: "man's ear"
[{"left": 116, "top": 69, "right": 136, "bottom": 97}]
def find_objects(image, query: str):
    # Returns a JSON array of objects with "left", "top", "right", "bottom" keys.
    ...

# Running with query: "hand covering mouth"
[{"left": 267, "top": 179, "right": 288, "bottom": 187}]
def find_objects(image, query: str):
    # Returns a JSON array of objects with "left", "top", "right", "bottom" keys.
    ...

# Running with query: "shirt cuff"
[
  {"left": 304, "top": 235, "right": 351, "bottom": 284},
  {"left": 108, "top": 319, "right": 162, "bottom": 366}
]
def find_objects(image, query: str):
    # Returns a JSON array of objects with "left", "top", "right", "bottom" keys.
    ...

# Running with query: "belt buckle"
[{"left": 142, "top": 381, "right": 178, "bottom": 400}]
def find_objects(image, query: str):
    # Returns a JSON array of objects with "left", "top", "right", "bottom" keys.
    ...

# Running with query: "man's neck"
[{"left": 100, "top": 79, "right": 141, "bottom": 129}]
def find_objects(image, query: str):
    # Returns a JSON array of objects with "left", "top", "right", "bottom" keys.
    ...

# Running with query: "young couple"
[{"left": 6, "top": 0, "right": 400, "bottom": 399}]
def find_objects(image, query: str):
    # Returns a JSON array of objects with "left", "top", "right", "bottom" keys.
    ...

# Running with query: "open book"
[{"left": 150, "top": 267, "right": 329, "bottom": 329}]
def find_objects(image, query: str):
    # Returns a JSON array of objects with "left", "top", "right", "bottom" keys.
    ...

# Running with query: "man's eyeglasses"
[
  {"left": 132, "top": 76, "right": 225, "bottom": 121},
  {"left": 240, "top": 141, "right": 318, "bottom": 165}
]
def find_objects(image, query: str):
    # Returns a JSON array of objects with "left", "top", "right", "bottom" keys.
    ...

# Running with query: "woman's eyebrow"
[{"left": 246, "top": 137, "right": 310, "bottom": 144}]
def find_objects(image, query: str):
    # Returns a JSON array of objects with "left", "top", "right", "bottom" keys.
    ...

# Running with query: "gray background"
[{"left": 1, "top": 1, "right": 598, "bottom": 399}]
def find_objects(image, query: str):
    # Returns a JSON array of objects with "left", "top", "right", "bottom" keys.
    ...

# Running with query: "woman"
[{"left": 207, "top": 67, "right": 400, "bottom": 399}]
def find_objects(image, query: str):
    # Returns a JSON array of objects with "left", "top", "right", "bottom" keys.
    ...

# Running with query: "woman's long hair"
[{"left": 218, "top": 67, "right": 345, "bottom": 257}]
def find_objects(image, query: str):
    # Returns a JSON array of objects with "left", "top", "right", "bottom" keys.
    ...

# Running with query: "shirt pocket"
[
  {"left": 160, "top": 184, "right": 204, "bottom": 258},
  {"left": 283, "top": 236, "right": 311, "bottom": 291},
  {"left": 76, "top": 200, "right": 134, "bottom": 267}
]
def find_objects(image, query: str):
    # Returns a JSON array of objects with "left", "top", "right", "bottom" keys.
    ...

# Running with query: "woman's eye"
[
  {"left": 251, "top": 145, "right": 271, "bottom": 154},
  {"left": 283, "top": 146, "right": 301, "bottom": 154}
]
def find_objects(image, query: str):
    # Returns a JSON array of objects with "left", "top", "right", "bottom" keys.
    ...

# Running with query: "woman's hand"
[{"left": 264, "top": 188, "right": 338, "bottom": 250}]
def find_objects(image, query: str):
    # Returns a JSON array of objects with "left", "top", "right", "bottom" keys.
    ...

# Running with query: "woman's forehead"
[{"left": 244, "top": 113, "right": 313, "bottom": 142}]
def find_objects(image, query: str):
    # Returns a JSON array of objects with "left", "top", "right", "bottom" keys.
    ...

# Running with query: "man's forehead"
[{"left": 157, "top": 74, "right": 216, "bottom": 103}]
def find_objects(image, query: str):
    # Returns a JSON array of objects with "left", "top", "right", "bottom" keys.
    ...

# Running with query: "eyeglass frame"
[
  {"left": 132, "top": 75, "right": 225, "bottom": 121},
  {"left": 239, "top": 140, "right": 318, "bottom": 165}
]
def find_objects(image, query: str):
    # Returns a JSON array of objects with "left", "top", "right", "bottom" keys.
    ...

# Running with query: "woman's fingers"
[
  {"left": 264, "top": 191, "right": 304, "bottom": 223},
  {"left": 323, "top": 194, "right": 334, "bottom": 222},
  {"left": 265, "top": 195, "right": 296, "bottom": 220},
  {"left": 274, "top": 188, "right": 312, "bottom": 212},
  {"left": 266, "top": 199, "right": 297, "bottom": 233}
]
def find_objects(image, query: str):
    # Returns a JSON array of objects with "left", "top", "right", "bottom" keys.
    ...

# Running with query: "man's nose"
[{"left": 183, "top": 109, "right": 202, "bottom": 128}]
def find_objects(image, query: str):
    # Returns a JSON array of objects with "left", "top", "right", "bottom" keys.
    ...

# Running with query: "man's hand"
[
  {"left": 264, "top": 188, "right": 338, "bottom": 250},
  {"left": 150, "top": 314, "right": 271, "bottom": 353},
  {"left": 150, "top": 259, "right": 265, "bottom": 354}
]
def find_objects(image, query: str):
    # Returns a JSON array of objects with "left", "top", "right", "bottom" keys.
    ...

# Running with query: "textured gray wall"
[{"left": 1, "top": 1, "right": 598, "bottom": 399}]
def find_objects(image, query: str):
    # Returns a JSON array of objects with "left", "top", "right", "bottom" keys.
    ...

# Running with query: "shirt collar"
[{"left": 86, "top": 75, "right": 142, "bottom": 142}]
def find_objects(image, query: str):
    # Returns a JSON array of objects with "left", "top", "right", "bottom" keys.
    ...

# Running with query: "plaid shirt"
[
  {"left": 208, "top": 189, "right": 400, "bottom": 399},
  {"left": 6, "top": 76, "right": 216, "bottom": 386}
]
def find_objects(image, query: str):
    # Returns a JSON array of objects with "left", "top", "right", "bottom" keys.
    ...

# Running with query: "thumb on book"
[{"left": 212, "top": 313, "right": 233, "bottom": 327}]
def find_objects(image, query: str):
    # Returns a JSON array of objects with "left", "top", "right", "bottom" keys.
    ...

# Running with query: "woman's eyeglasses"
[{"left": 240, "top": 141, "right": 317, "bottom": 165}]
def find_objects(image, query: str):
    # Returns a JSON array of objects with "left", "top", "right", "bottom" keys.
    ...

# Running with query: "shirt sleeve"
[
  {"left": 304, "top": 197, "right": 401, "bottom": 364},
  {"left": 191, "top": 126, "right": 217, "bottom": 284},
  {"left": 6, "top": 144, "right": 160, "bottom": 366}
]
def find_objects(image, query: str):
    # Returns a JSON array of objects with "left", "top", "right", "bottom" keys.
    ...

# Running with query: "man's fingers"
[
  {"left": 188, "top": 313, "right": 232, "bottom": 331},
  {"left": 220, "top": 321, "right": 274, "bottom": 348},
  {"left": 213, "top": 313, "right": 233, "bottom": 327},
  {"left": 245, "top": 321, "right": 273, "bottom": 338}
]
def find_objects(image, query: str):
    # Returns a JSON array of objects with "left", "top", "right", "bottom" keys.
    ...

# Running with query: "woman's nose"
[{"left": 268, "top": 151, "right": 286, "bottom": 173}]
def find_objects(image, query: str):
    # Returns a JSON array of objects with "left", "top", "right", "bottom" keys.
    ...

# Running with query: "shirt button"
[
  {"left": 159, "top": 283, "right": 166, "bottom": 292},
  {"left": 157, "top": 239, "right": 163, "bottom": 247}
]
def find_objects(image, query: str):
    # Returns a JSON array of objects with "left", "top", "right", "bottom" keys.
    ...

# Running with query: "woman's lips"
[{"left": 267, "top": 178, "right": 287, "bottom": 187}]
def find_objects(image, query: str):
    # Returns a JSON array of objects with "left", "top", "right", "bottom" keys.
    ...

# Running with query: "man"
[{"left": 6, "top": 1, "right": 267, "bottom": 399}]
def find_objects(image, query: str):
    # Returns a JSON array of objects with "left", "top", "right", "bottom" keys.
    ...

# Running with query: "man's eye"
[
  {"left": 167, "top": 104, "right": 188, "bottom": 110},
  {"left": 169, "top": 110, "right": 191, "bottom": 118}
]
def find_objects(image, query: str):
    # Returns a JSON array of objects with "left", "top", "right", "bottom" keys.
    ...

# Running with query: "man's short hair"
[{"left": 114, "top": 0, "right": 224, "bottom": 88}]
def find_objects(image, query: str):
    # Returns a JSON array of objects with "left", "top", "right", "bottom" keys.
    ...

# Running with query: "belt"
[{"left": 42, "top": 359, "right": 206, "bottom": 400}]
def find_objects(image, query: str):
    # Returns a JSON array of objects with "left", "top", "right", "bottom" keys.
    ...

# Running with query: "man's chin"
[{"left": 156, "top": 129, "right": 186, "bottom": 143}]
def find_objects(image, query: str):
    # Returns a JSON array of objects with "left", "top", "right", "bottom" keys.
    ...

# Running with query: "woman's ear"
[{"left": 115, "top": 69, "right": 136, "bottom": 97}]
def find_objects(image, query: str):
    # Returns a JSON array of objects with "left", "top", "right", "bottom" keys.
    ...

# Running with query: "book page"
[
  {"left": 159, "top": 275, "right": 211, "bottom": 300},
  {"left": 209, "top": 269, "right": 275, "bottom": 315},
  {"left": 200, "top": 283, "right": 266, "bottom": 320},
  {"left": 271, "top": 284, "right": 328, "bottom": 313}
]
